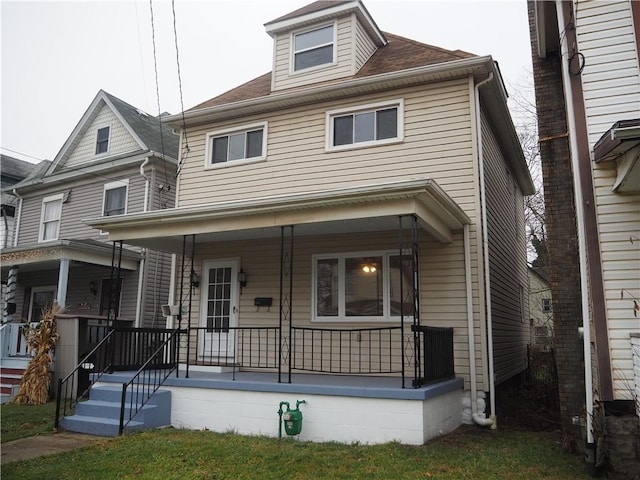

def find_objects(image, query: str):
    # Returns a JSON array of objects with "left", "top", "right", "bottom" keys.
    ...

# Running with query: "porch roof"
[
  {"left": 0, "top": 239, "right": 140, "bottom": 274},
  {"left": 85, "top": 179, "right": 470, "bottom": 253}
]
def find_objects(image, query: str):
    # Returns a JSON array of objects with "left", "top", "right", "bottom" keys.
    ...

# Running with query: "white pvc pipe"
[
  {"left": 556, "top": 0, "right": 594, "bottom": 445},
  {"left": 475, "top": 72, "right": 497, "bottom": 429},
  {"left": 463, "top": 225, "right": 478, "bottom": 411},
  {"left": 135, "top": 157, "right": 151, "bottom": 328}
]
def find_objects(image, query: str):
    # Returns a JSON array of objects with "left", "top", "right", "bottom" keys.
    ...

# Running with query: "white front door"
[{"left": 199, "top": 260, "right": 239, "bottom": 359}]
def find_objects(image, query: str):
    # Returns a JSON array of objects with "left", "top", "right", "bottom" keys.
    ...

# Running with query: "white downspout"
[
  {"left": 135, "top": 157, "right": 150, "bottom": 328},
  {"left": 556, "top": 0, "right": 594, "bottom": 445},
  {"left": 11, "top": 189, "right": 22, "bottom": 248},
  {"left": 475, "top": 72, "right": 497, "bottom": 428}
]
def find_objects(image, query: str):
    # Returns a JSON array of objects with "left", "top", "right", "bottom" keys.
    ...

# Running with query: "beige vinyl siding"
[
  {"left": 272, "top": 16, "right": 356, "bottom": 91},
  {"left": 178, "top": 79, "right": 477, "bottom": 220},
  {"left": 354, "top": 16, "right": 377, "bottom": 71},
  {"left": 481, "top": 109, "right": 529, "bottom": 385},
  {"left": 175, "top": 228, "right": 485, "bottom": 390},
  {"left": 592, "top": 160, "right": 640, "bottom": 399},
  {"left": 64, "top": 103, "right": 140, "bottom": 168},
  {"left": 576, "top": 0, "right": 640, "bottom": 148}
]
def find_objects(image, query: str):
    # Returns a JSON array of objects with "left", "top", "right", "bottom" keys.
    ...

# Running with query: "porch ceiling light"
[{"left": 361, "top": 259, "right": 377, "bottom": 274}]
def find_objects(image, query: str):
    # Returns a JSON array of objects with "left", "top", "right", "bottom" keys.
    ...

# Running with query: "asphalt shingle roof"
[
  {"left": 189, "top": 32, "right": 475, "bottom": 112},
  {"left": 103, "top": 91, "right": 179, "bottom": 160}
]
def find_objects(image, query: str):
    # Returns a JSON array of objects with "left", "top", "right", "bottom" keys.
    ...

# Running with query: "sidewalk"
[{"left": 1, "top": 432, "right": 112, "bottom": 464}]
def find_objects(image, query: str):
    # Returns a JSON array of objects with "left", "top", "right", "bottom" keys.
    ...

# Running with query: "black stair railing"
[
  {"left": 55, "top": 329, "right": 115, "bottom": 430},
  {"left": 118, "top": 329, "right": 183, "bottom": 435}
]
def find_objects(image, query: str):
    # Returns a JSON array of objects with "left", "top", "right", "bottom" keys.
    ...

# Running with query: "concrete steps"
[{"left": 59, "top": 385, "right": 171, "bottom": 437}]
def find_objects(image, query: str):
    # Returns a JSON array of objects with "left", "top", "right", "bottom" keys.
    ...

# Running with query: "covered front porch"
[{"left": 69, "top": 179, "right": 481, "bottom": 443}]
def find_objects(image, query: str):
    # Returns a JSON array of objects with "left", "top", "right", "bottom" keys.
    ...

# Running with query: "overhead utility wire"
[
  {"left": 171, "top": 0, "right": 190, "bottom": 177},
  {"left": 148, "top": 0, "right": 171, "bottom": 190}
]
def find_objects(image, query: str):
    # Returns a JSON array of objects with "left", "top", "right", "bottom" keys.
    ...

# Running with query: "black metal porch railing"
[
  {"left": 55, "top": 329, "right": 115, "bottom": 429},
  {"left": 420, "top": 326, "right": 455, "bottom": 384},
  {"left": 188, "top": 326, "right": 280, "bottom": 377},
  {"left": 55, "top": 327, "right": 181, "bottom": 430},
  {"left": 291, "top": 326, "right": 404, "bottom": 375},
  {"left": 118, "top": 329, "right": 182, "bottom": 435}
]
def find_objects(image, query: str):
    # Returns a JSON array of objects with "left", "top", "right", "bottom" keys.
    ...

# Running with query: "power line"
[
  {"left": 171, "top": 0, "right": 190, "bottom": 177},
  {"left": 148, "top": 0, "right": 171, "bottom": 191},
  {"left": 0, "top": 146, "right": 45, "bottom": 162}
]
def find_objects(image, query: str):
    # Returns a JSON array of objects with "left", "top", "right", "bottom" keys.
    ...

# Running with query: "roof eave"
[{"left": 165, "top": 56, "right": 493, "bottom": 128}]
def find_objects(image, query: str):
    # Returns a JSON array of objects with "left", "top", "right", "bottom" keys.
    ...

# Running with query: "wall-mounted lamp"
[
  {"left": 361, "top": 259, "right": 377, "bottom": 274},
  {"left": 89, "top": 280, "right": 98, "bottom": 298},
  {"left": 238, "top": 268, "right": 247, "bottom": 293},
  {"left": 190, "top": 270, "right": 200, "bottom": 288}
]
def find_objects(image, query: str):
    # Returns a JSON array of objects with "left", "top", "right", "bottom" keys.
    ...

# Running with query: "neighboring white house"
[{"left": 528, "top": 267, "right": 553, "bottom": 346}]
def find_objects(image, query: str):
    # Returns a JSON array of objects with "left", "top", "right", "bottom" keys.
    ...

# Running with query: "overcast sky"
[{"left": 1, "top": 0, "right": 533, "bottom": 164}]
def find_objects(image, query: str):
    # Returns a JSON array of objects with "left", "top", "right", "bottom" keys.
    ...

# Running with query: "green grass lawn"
[
  {"left": 2, "top": 423, "right": 590, "bottom": 479},
  {"left": 1, "top": 400, "right": 57, "bottom": 442}
]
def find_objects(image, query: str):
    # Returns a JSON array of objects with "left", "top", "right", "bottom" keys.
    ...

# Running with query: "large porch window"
[{"left": 313, "top": 251, "right": 415, "bottom": 322}]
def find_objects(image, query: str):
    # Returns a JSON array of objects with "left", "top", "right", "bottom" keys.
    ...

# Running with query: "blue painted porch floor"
[{"left": 95, "top": 368, "right": 463, "bottom": 401}]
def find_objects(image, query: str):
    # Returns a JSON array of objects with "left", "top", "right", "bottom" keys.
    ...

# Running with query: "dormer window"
[
  {"left": 293, "top": 24, "right": 335, "bottom": 72},
  {"left": 96, "top": 126, "right": 110, "bottom": 154}
]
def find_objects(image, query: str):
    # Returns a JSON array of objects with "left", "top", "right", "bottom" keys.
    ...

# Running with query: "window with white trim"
[
  {"left": 95, "top": 126, "right": 110, "bottom": 155},
  {"left": 39, "top": 194, "right": 63, "bottom": 242},
  {"left": 205, "top": 123, "right": 267, "bottom": 167},
  {"left": 293, "top": 23, "right": 335, "bottom": 72},
  {"left": 102, "top": 180, "right": 128, "bottom": 217},
  {"left": 326, "top": 100, "right": 404, "bottom": 150},
  {"left": 313, "top": 251, "right": 415, "bottom": 322}
]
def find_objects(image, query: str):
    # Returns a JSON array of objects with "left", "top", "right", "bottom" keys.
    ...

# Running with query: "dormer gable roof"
[
  {"left": 265, "top": 0, "right": 386, "bottom": 47},
  {"left": 188, "top": 32, "right": 474, "bottom": 111},
  {"left": 46, "top": 90, "right": 178, "bottom": 175}
]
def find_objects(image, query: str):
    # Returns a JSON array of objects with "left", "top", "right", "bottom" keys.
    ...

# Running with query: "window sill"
[
  {"left": 325, "top": 138, "right": 403, "bottom": 153},
  {"left": 204, "top": 156, "right": 267, "bottom": 170}
]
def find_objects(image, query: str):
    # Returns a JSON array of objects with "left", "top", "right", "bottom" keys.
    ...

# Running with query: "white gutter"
[
  {"left": 135, "top": 157, "right": 150, "bottom": 328},
  {"left": 556, "top": 0, "right": 594, "bottom": 445},
  {"left": 11, "top": 189, "right": 22, "bottom": 248},
  {"left": 475, "top": 72, "right": 497, "bottom": 428}
]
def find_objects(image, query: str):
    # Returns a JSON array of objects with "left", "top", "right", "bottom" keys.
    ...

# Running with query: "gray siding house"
[{"left": 0, "top": 90, "right": 178, "bottom": 330}]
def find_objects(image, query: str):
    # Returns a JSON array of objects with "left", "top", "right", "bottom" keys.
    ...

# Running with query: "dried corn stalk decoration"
[{"left": 14, "top": 303, "right": 61, "bottom": 405}]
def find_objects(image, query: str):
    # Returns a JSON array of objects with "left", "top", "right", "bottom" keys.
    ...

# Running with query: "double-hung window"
[
  {"left": 103, "top": 180, "right": 128, "bottom": 217},
  {"left": 95, "top": 126, "right": 110, "bottom": 155},
  {"left": 293, "top": 24, "right": 335, "bottom": 72},
  {"left": 206, "top": 123, "right": 267, "bottom": 167},
  {"left": 39, "top": 194, "right": 63, "bottom": 242},
  {"left": 327, "top": 99, "right": 403, "bottom": 150},
  {"left": 313, "top": 251, "right": 415, "bottom": 322}
]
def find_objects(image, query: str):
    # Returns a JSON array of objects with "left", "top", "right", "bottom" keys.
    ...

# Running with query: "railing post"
[{"left": 118, "top": 383, "right": 127, "bottom": 436}]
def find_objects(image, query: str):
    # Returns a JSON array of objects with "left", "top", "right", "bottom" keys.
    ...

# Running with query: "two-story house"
[
  {"left": 530, "top": 0, "right": 639, "bottom": 476},
  {"left": 0, "top": 91, "right": 178, "bottom": 371},
  {"left": 79, "top": 0, "right": 534, "bottom": 444}
]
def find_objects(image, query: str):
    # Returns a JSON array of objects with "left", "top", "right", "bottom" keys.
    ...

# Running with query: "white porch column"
[{"left": 57, "top": 258, "right": 70, "bottom": 308}]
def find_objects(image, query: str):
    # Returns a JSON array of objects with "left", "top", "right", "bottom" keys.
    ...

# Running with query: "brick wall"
[{"left": 527, "top": 1, "right": 586, "bottom": 431}]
